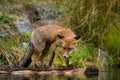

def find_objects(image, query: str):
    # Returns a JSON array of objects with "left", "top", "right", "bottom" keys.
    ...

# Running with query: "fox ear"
[
  {"left": 74, "top": 35, "right": 81, "bottom": 40},
  {"left": 57, "top": 34, "right": 64, "bottom": 39}
]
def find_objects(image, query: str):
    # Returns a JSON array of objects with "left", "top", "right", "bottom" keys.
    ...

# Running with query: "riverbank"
[{"left": 0, "top": 67, "right": 98, "bottom": 77}]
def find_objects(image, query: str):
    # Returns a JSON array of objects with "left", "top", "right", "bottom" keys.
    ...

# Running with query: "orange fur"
[{"left": 30, "top": 24, "right": 80, "bottom": 67}]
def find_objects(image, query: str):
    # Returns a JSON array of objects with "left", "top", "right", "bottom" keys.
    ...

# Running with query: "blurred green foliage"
[
  {"left": 52, "top": 0, "right": 120, "bottom": 67},
  {"left": 0, "top": 15, "right": 13, "bottom": 24}
]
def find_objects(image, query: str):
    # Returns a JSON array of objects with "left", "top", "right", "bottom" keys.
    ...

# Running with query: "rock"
[
  {"left": 0, "top": 32, "right": 8, "bottom": 37},
  {"left": 42, "top": 19, "right": 55, "bottom": 24},
  {"left": 18, "top": 42, "right": 28, "bottom": 49},
  {"left": 14, "top": 20, "right": 33, "bottom": 34},
  {"left": 37, "top": 6, "right": 63, "bottom": 25},
  {"left": 84, "top": 67, "right": 99, "bottom": 75}
]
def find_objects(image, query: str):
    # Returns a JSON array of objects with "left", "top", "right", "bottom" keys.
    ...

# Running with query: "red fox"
[{"left": 19, "top": 24, "right": 80, "bottom": 68}]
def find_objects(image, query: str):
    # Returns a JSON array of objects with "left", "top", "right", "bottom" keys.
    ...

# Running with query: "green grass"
[
  {"left": 0, "top": 33, "right": 31, "bottom": 65},
  {"left": 51, "top": 0, "right": 120, "bottom": 67}
]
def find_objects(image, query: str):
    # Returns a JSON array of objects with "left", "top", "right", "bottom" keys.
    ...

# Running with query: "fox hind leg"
[
  {"left": 31, "top": 41, "right": 46, "bottom": 68},
  {"left": 31, "top": 50, "right": 38, "bottom": 68}
]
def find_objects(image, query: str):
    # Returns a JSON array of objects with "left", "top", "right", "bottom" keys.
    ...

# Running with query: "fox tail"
[{"left": 19, "top": 41, "right": 34, "bottom": 67}]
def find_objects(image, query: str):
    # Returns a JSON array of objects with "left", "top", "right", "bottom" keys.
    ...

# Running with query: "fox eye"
[
  {"left": 63, "top": 47, "right": 73, "bottom": 50},
  {"left": 63, "top": 47, "right": 66, "bottom": 50},
  {"left": 68, "top": 48, "right": 73, "bottom": 50}
]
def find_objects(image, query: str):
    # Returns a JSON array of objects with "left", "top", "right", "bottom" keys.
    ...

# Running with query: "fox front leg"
[
  {"left": 65, "top": 57, "right": 70, "bottom": 69},
  {"left": 48, "top": 51, "right": 55, "bottom": 66},
  {"left": 48, "top": 43, "right": 57, "bottom": 66}
]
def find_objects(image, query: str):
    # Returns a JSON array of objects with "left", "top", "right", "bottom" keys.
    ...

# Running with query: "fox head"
[{"left": 57, "top": 34, "right": 80, "bottom": 59}]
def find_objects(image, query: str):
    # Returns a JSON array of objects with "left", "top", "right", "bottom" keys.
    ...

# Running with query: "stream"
[{"left": 0, "top": 69, "right": 119, "bottom": 80}]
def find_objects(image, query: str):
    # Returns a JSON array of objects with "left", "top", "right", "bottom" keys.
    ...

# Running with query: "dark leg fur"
[
  {"left": 19, "top": 41, "right": 34, "bottom": 67},
  {"left": 66, "top": 58, "right": 69, "bottom": 68},
  {"left": 48, "top": 51, "right": 55, "bottom": 66}
]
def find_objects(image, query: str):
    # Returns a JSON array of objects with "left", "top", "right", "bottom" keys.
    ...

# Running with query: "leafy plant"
[{"left": 0, "top": 15, "right": 13, "bottom": 24}]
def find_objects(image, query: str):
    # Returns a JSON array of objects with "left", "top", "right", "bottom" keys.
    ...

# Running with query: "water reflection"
[
  {"left": 98, "top": 69, "right": 120, "bottom": 80},
  {"left": 0, "top": 69, "right": 119, "bottom": 80},
  {"left": 0, "top": 74, "right": 82, "bottom": 80}
]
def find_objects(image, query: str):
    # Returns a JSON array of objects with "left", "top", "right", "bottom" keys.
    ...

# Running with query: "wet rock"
[
  {"left": 42, "top": 19, "right": 55, "bottom": 24},
  {"left": 18, "top": 42, "right": 28, "bottom": 49},
  {"left": 0, "top": 32, "right": 8, "bottom": 37},
  {"left": 84, "top": 67, "right": 99, "bottom": 75},
  {"left": 14, "top": 20, "right": 33, "bottom": 34},
  {"left": 37, "top": 6, "right": 63, "bottom": 24}
]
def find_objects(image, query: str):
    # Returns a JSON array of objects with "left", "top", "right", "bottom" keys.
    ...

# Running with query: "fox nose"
[{"left": 63, "top": 55, "right": 69, "bottom": 59}]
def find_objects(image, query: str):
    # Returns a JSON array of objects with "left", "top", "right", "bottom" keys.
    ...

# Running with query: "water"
[{"left": 0, "top": 69, "right": 119, "bottom": 80}]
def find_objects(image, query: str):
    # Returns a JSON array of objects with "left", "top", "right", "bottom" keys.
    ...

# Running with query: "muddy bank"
[{"left": 0, "top": 66, "right": 98, "bottom": 77}]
